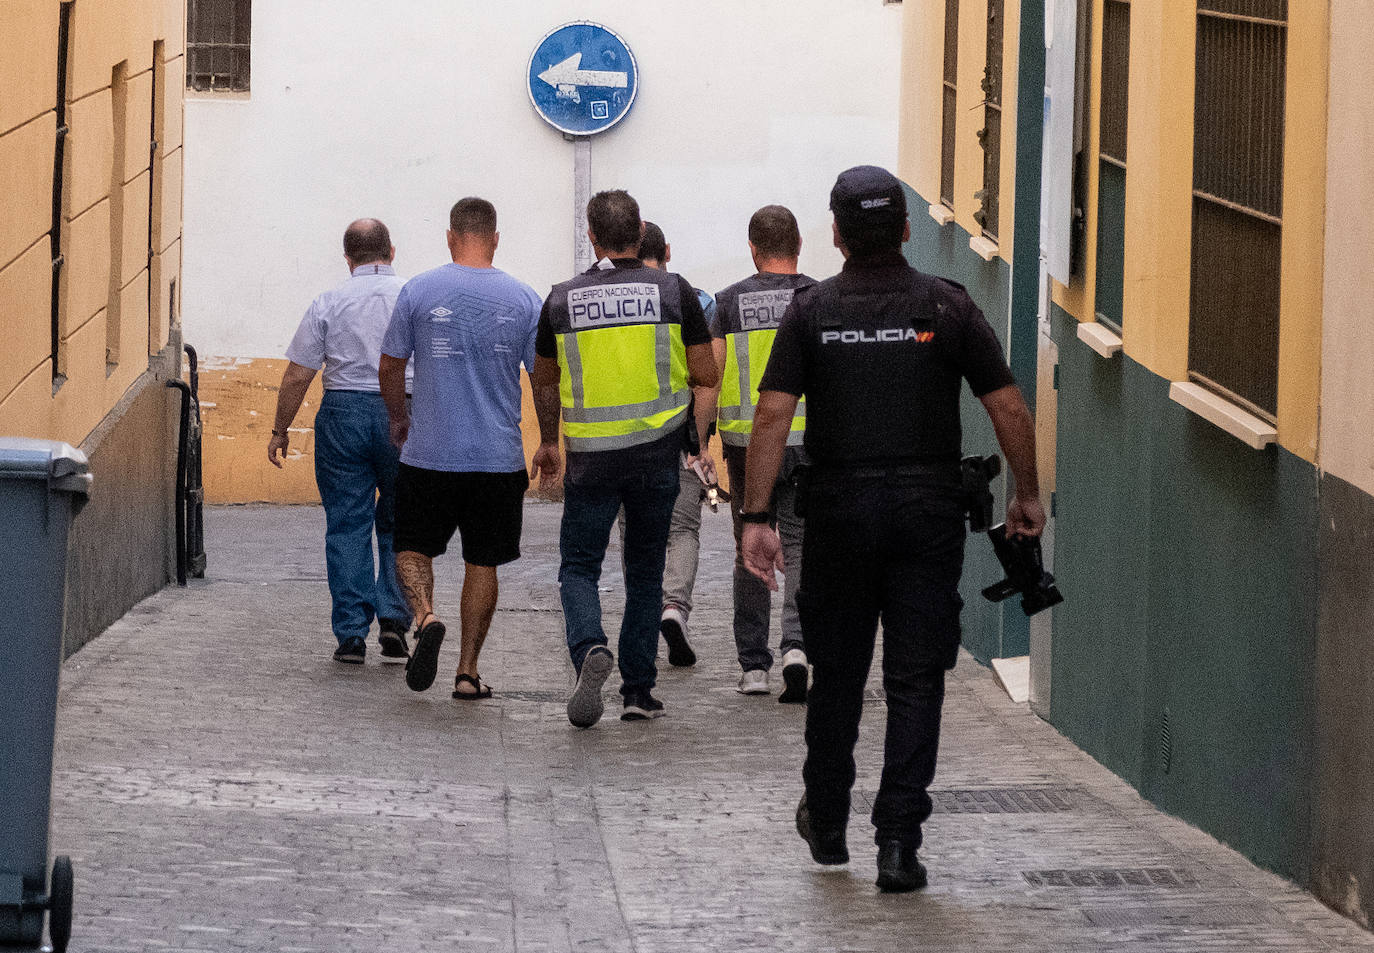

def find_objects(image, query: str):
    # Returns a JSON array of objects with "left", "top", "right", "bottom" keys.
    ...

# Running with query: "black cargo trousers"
[{"left": 796, "top": 467, "right": 966, "bottom": 848}]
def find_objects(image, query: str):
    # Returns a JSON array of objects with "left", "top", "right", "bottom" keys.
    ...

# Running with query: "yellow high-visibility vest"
[{"left": 549, "top": 268, "right": 691, "bottom": 452}]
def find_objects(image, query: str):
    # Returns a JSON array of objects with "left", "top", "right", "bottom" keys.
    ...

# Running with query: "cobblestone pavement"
[{"left": 50, "top": 504, "right": 1374, "bottom": 952}]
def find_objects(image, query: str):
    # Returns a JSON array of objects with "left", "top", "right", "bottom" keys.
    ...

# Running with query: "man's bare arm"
[
  {"left": 979, "top": 383, "right": 1046, "bottom": 537},
  {"left": 685, "top": 341, "right": 720, "bottom": 390},
  {"left": 267, "top": 362, "right": 318, "bottom": 468},
  {"left": 738, "top": 389, "right": 800, "bottom": 590},
  {"left": 530, "top": 355, "right": 563, "bottom": 489},
  {"left": 379, "top": 353, "right": 409, "bottom": 449}
]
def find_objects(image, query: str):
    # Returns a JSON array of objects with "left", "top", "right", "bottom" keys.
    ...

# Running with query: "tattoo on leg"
[{"left": 396, "top": 551, "right": 436, "bottom": 627}]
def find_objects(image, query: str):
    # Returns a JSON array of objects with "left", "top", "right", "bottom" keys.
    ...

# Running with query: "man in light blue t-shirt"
[{"left": 379, "top": 197, "right": 541, "bottom": 701}]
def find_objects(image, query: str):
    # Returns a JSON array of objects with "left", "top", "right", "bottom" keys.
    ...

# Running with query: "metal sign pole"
[{"left": 573, "top": 136, "right": 593, "bottom": 272}]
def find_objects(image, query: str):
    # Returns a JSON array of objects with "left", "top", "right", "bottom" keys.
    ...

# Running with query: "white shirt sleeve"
[{"left": 284, "top": 298, "right": 326, "bottom": 370}]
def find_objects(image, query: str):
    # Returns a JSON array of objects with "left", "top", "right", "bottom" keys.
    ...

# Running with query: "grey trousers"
[
  {"left": 661, "top": 466, "right": 706, "bottom": 614},
  {"left": 726, "top": 449, "right": 805, "bottom": 671}
]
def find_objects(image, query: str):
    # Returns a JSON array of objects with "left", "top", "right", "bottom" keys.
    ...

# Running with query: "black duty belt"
[{"left": 809, "top": 461, "right": 961, "bottom": 484}]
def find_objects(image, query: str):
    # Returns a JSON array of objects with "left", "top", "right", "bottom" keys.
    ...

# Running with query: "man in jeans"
[
  {"left": 267, "top": 218, "right": 412, "bottom": 664},
  {"left": 531, "top": 190, "right": 719, "bottom": 726}
]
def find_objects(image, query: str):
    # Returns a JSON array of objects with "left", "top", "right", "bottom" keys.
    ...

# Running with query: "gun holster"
[
  {"left": 961, "top": 454, "right": 1001, "bottom": 533},
  {"left": 981, "top": 523, "right": 1064, "bottom": 616}
]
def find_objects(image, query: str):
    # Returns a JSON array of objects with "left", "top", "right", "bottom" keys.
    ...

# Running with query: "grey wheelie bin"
[{"left": 0, "top": 438, "right": 91, "bottom": 952}]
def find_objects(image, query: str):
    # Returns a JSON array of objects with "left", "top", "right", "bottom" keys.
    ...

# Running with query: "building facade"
[
  {"left": 1, "top": 0, "right": 187, "bottom": 654},
  {"left": 899, "top": 0, "right": 1374, "bottom": 929},
  {"left": 178, "top": 0, "right": 903, "bottom": 503}
]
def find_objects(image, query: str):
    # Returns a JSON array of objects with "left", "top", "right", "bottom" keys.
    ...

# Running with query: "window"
[
  {"left": 1094, "top": 0, "right": 1130, "bottom": 331},
  {"left": 1187, "top": 0, "right": 1286, "bottom": 419},
  {"left": 51, "top": 1, "right": 73, "bottom": 385},
  {"left": 939, "top": 0, "right": 959, "bottom": 208},
  {"left": 187, "top": 0, "right": 251, "bottom": 92},
  {"left": 974, "top": 0, "right": 1004, "bottom": 239}
]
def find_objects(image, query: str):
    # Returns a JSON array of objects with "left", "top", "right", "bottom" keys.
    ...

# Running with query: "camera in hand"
[{"left": 981, "top": 523, "right": 1063, "bottom": 616}]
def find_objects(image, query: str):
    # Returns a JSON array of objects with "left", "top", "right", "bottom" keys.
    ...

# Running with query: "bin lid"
[{"left": 0, "top": 437, "right": 92, "bottom": 495}]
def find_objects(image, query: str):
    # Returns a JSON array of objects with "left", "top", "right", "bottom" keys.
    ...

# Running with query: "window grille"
[
  {"left": 939, "top": 0, "right": 959, "bottom": 208},
  {"left": 1094, "top": 0, "right": 1129, "bottom": 331},
  {"left": 1187, "top": 0, "right": 1286, "bottom": 419},
  {"left": 974, "top": 0, "right": 1004, "bottom": 239},
  {"left": 187, "top": 0, "right": 250, "bottom": 92}
]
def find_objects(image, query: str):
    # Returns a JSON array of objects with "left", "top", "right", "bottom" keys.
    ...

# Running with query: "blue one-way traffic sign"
[{"left": 528, "top": 22, "right": 638, "bottom": 136}]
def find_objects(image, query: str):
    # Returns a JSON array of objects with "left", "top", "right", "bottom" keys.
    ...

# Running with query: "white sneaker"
[
  {"left": 779, "top": 648, "right": 808, "bottom": 705},
  {"left": 738, "top": 668, "right": 770, "bottom": 695}
]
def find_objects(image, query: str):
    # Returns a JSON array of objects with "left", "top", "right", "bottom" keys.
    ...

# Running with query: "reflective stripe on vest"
[
  {"left": 557, "top": 322, "right": 690, "bottom": 452},
  {"left": 717, "top": 328, "right": 805, "bottom": 447}
]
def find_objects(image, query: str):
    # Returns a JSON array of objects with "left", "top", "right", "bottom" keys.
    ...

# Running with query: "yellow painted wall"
[
  {"left": 197, "top": 358, "right": 730, "bottom": 504},
  {"left": 896, "top": 0, "right": 942, "bottom": 199},
  {"left": 898, "top": 0, "right": 1019, "bottom": 263},
  {"left": 1320, "top": 2, "right": 1374, "bottom": 497},
  {"left": 0, "top": 0, "right": 185, "bottom": 445},
  {"left": 1111, "top": 2, "right": 1325, "bottom": 461},
  {"left": 1275, "top": 6, "right": 1327, "bottom": 463}
]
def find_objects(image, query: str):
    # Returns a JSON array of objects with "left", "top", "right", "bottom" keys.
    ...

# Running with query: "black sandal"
[
  {"left": 452, "top": 673, "right": 493, "bottom": 700},
  {"left": 405, "top": 616, "right": 445, "bottom": 692}
]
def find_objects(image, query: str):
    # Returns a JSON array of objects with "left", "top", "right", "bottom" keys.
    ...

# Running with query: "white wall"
[{"left": 183, "top": 0, "right": 901, "bottom": 357}]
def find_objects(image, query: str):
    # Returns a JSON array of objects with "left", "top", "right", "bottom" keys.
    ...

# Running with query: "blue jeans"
[
  {"left": 313, "top": 390, "right": 410, "bottom": 645},
  {"left": 560, "top": 467, "right": 679, "bottom": 695}
]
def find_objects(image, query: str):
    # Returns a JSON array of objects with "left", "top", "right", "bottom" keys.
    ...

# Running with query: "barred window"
[
  {"left": 1186, "top": 0, "right": 1286, "bottom": 419},
  {"left": 1094, "top": 0, "right": 1129, "bottom": 331},
  {"left": 974, "top": 0, "right": 1004, "bottom": 239},
  {"left": 187, "top": 0, "right": 251, "bottom": 92},
  {"left": 939, "top": 0, "right": 959, "bottom": 208}
]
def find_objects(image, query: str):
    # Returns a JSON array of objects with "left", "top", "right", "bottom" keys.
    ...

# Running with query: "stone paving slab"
[{"left": 45, "top": 503, "right": 1374, "bottom": 952}]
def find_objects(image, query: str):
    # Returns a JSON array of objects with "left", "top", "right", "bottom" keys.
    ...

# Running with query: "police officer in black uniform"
[{"left": 740, "top": 165, "right": 1045, "bottom": 892}]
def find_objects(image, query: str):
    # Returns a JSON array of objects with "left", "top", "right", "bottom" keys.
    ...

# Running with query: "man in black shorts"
[{"left": 379, "top": 198, "right": 543, "bottom": 699}]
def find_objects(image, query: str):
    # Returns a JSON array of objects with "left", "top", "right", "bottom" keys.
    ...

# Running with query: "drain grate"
[
  {"left": 864, "top": 687, "right": 886, "bottom": 702},
  {"left": 1083, "top": 903, "right": 1278, "bottom": 928},
  {"left": 1023, "top": 868, "right": 1199, "bottom": 888},
  {"left": 495, "top": 606, "right": 562, "bottom": 614},
  {"left": 933, "top": 788, "right": 1078, "bottom": 813},
  {"left": 851, "top": 788, "right": 1078, "bottom": 814}
]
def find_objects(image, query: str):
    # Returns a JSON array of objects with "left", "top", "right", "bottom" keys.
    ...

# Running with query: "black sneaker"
[
  {"left": 405, "top": 618, "right": 446, "bottom": 692},
  {"left": 620, "top": 688, "right": 665, "bottom": 721},
  {"left": 333, "top": 635, "right": 366, "bottom": 664},
  {"left": 659, "top": 606, "right": 696, "bottom": 667},
  {"left": 378, "top": 621, "right": 410, "bottom": 665},
  {"left": 795, "top": 794, "right": 848, "bottom": 864},
  {"left": 876, "top": 840, "right": 928, "bottom": 892}
]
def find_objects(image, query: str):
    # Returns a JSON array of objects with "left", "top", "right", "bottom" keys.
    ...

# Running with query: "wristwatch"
[{"left": 739, "top": 510, "right": 770, "bottom": 525}]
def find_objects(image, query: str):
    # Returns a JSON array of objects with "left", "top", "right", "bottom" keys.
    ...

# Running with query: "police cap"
[{"left": 829, "top": 165, "right": 908, "bottom": 226}]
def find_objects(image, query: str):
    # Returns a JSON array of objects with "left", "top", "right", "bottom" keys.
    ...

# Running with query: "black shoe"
[
  {"left": 333, "top": 635, "right": 366, "bottom": 664},
  {"left": 875, "top": 840, "right": 928, "bottom": 892},
  {"left": 778, "top": 647, "right": 808, "bottom": 704},
  {"left": 659, "top": 606, "right": 696, "bottom": 667},
  {"left": 378, "top": 620, "right": 410, "bottom": 665},
  {"left": 795, "top": 795, "right": 848, "bottom": 865},
  {"left": 405, "top": 618, "right": 446, "bottom": 692},
  {"left": 621, "top": 688, "right": 665, "bottom": 721}
]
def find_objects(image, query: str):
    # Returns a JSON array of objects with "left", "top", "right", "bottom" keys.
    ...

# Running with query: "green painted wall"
[
  {"left": 1049, "top": 302, "right": 1316, "bottom": 880},
  {"left": 901, "top": 184, "right": 1026, "bottom": 663}
]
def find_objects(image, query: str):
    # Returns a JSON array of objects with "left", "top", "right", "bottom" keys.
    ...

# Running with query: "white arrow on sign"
[{"left": 538, "top": 52, "right": 628, "bottom": 89}]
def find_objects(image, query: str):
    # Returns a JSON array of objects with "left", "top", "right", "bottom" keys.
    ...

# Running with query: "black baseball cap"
[{"left": 829, "top": 165, "right": 908, "bottom": 225}]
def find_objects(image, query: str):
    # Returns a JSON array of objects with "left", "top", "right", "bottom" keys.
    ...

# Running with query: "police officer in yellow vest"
[
  {"left": 708, "top": 205, "right": 815, "bottom": 702},
  {"left": 531, "top": 190, "right": 719, "bottom": 728}
]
